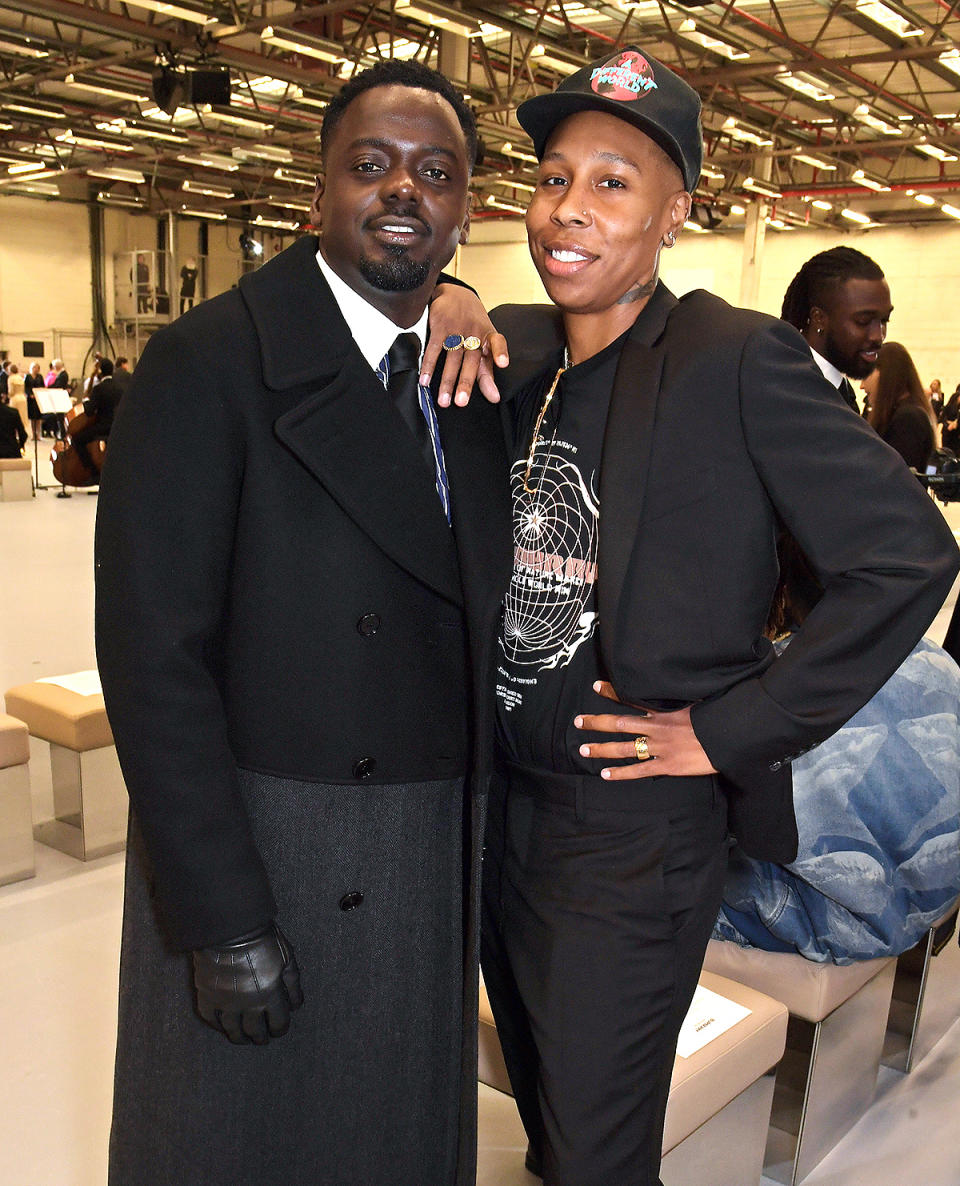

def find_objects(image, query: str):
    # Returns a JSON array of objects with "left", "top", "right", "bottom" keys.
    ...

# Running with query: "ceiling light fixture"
[
  {"left": 941, "top": 203, "right": 960, "bottom": 219},
  {"left": 97, "top": 118, "right": 188, "bottom": 144},
  {"left": 183, "top": 178, "right": 234, "bottom": 199},
  {"left": 812, "top": 198, "right": 833, "bottom": 210},
  {"left": 261, "top": 26, "right": 346, "bottom": 63},
  {"left": 913, "top": 193, "right": 937, "bottom": 206},
  {"left": 2, "top": 99, "right": 66, "bottom": 120},
  {"left": 854, "top": 0, "right": 923, "bottom": 38},
  {"left": 180, "top": 205, "right": 227, "bottom": 220},
  {"left": 777, "top": 71, "right": 835, "bottom": 102},
  {"left": 232, "top": 143, "right": 293, "bottom": 164},
  {"left": 176, "top": 152, "right": 240, "bottom": 171},
  {"left": 700, "top": 165, "right": 725, "bottom": 181},
  {"left": 485, "top": 195, "right": 525, "bottom": 214},
  {"left": 394, "top": 0, "right": 481, "bottom": 37},
  {"left": 97, "top": 191, "right": 146, "bottom": 208},
  {"left": 853, "top": 104, "right": 901, "bottom": 136},
  {"left": 938, "top": 49, "right": 960, "bottom": 78},
  {"left": 678, "top": 19, "right": 749, "bottom": 60},
  {"left": 0, "top": 32, "right": 49, "bottom": 57},
  {"left": 273, "top": 167, "right": 315, "bottom": 186},
  {"left": 500, "top": 142, "right": 538, "bottom": 164},
  {"left": 851, "top": 168, "right": 891, "bottom": 192},
  {"left": 253, "top": 214, "right": 301, "bottom": 231},
  {"left": 55, "top": 129, "right": 135, "bottom": 152},
  {"left": 722, "top": 118, "right": 773, "bottom": 147},
  {"left": 915, "top": 141, "right": 958, "bottom": 162},
  {"left": 89, "top": 166, "right": 146, "bottom": 183},
  {"left": 841, "top": 208, "right": 872, "bottom": 224},
  {"left": 122, "top": 0, "right": 212, "bottom": 24},
  {"left": 530, "top": 45, "right": 582, "bottom": 75},
  {"left": 742, "top": 177, "right": 782, "bottom": 198},
  {"left": 63, "top": 75, "right": 151, "bottom": 103},
  {"left": 795, "top": 153, "right": 837, "bottom": 170},
  {"left": 200, "top": 106, "right": 274, "bottom": 133}
]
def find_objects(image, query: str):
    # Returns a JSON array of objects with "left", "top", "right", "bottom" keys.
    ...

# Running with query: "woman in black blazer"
[
  {"left": 863, "top": 341, "right": 937, "bottom": 470},
  {"left": 476, "top": 48, "right": 959, "bottom": 1186}
]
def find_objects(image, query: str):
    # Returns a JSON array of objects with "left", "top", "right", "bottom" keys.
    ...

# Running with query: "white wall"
[
  {"left": 459, "top": 216, "right": 960, "bottom": 392},
  {"left": 0, "top": 196, "right": 94, "bottom": 382},
  {"left": 3, "top": 193, "right": 959, "bottom": 393}
]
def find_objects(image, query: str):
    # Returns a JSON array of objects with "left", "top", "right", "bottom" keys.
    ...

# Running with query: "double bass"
[{"left": 51, "top": 403, "right": 105, "bottom": 488}]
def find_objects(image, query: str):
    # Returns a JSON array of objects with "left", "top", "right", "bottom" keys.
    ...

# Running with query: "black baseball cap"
[{"left": 516, "top": 47, "right": 703, "bottom": 191}]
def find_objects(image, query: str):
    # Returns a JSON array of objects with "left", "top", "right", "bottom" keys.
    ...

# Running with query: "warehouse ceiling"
[{"left": 1, "top": 0, "right": 959, "bottom": 235}]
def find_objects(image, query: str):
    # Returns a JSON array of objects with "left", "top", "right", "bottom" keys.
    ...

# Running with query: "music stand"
[{"left": 32, "top": 386, "right": 73, "bottom": 494}]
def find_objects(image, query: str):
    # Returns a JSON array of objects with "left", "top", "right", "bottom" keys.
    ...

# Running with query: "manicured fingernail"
[
  {"left": 419, "top": 373, "right": 430, "bottom": 385},
  {"left": 455, "top": 391, "right": 468, "bottom": 405},
  {"left": 438, "top": 393, "right": 450, "bottom": 407},
  {"left": 574, "top": 716, "right": 583, "bottom": 728},
  {"left": 593, "top": 681, "right": 601, "bottom": 692},
  {"left": 601, "top": 768, "right": 611, "bottom": 779},
  {"left": 497, "top": 354, "right": 508, "bottom": 366},
  {"left": 579, "top": 744, "right": 590, "bottom": 756}
]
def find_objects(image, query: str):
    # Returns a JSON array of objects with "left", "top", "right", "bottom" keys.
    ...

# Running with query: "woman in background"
[{"left": 863, "top": 341, "right": 936, "bottom": 470}]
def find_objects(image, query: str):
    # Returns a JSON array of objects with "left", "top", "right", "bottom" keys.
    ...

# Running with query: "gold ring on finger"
[
  {"left": 462, "top": 335, "right": 482, "bottom": 350},
  {"left": 634, "top": 735, "right": 651, "bottom": 761}
]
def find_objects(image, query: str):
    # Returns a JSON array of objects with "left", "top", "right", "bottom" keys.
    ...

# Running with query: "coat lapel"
[
  {"left": 244, "top": 235, "right": 461, "bottom": 606},
  {"left": 597, "top": 282, "right": 678, "bottom": 654}
]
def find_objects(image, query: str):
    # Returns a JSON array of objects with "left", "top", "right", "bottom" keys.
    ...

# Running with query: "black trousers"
[{"left": 481, "top": 762, "right": 730, "bottom": 1186}]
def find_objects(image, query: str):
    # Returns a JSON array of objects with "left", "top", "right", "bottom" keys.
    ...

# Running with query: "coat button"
[
  {"left": 353, "top": 757, "right": 376, "bottom": 779},
  {"left": 356, "top": 613, "right": 381, "bottom": 636},
  {"left": 339, "top": 891, "right": 364, "bottom": 911}
]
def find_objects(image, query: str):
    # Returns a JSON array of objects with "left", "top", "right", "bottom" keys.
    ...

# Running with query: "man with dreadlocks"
[{"left": 782, "top": 245, "right": 892, "bottom": 414}]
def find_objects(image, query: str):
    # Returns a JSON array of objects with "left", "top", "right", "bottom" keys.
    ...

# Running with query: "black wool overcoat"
[{"left": 96, "top": 235, "right": 512, "bottom": 1186}]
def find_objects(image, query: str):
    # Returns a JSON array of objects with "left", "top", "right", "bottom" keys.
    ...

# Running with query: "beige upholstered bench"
[
  {"left": 479, "top": 970, "right": 788, "bottom": 1186},
  {"left": 0, "top": 456, "right": 33, "bottom": 501},
  {"left": 703, "top": 939, "right": 896, "bottom": 1185},
  {"left": 883, "top": 904, "right": 960, "bottom": 1073},
  {"left": 0, "top": 713, "right": 34, "bottom": 885},
  {"left": 4, "top": 675, "right": 127, "bottom": 861}
]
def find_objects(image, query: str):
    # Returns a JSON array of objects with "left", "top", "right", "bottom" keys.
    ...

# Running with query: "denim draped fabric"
[{"left": 713, "top": 637, "right": 960, "bottom": 963}]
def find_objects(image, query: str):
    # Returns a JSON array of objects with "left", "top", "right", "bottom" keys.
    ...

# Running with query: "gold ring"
[
  {"left": 462, "top": 335, "right": 482, "bottom": 350},
  {"left": 634, "top": 735, "right": 650, "bottom": 761}
]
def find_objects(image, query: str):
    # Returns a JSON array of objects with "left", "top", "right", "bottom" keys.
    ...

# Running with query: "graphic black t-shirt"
[{"left": 496, "top": 329, "right": 630, "bottom": 773}]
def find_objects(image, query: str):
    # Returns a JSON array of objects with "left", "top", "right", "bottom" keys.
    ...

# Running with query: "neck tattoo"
[{"left": 617, "top": 275, "right": 657, "bottom": 306}]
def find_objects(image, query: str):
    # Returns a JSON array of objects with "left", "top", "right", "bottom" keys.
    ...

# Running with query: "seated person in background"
[
  {"left": 863, "top": 341, "right": 937, "bottom": 470},
  {"left": 73, "top": 357, "right": 122, "bottom": 475},
  {"left": 714, "top": 534, "right": 960, "bottom": 963},
  {"left": 0, "top": 390, "right": 28, "bottom": 458}
]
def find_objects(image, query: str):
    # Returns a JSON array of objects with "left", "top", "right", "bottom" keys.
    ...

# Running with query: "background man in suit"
[
  {"left": 0, "top": 387, "right": 28, "bottom": 457},
  {"left": 479, "top": 48, "right": 958, "bottom": 1186},
  {"left": 781, "top": 245, "right": 892, "bottom": 412},
  {"left": 72, "top": 356, "right": 122, "bottom": 475},
  {"left": 96, "top": 60, "right": 509, "bottom": 1186}
]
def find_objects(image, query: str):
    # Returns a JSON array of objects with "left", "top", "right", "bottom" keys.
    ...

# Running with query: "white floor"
[{"left": 3, "top": 475, "right": 960, "bottom": 1186}]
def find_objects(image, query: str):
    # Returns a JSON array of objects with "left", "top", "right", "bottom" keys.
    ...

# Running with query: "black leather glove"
[{"left": 192, "top": 922, "right": 304, "bottom": 1045}]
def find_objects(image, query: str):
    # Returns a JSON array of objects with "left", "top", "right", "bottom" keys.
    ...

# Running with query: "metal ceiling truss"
[{"left": 0, "top": 0, "right": 957, "bottom": 232}]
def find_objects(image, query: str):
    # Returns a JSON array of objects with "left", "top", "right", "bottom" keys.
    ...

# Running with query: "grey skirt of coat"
[{"left": 109, "top": 769, "right": 466, "bottom": 1186}]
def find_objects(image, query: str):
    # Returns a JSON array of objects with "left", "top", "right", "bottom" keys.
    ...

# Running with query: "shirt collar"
[
  {"left": 316, "top": 248, "right": 428, "bottom": 375},
  {"left": 809, "top": 346, "right": 845, "bottom": 390}
]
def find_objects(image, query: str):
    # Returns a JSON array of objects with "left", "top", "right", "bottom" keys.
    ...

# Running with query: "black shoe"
[{"left": 524, "top": 1143, "right": 543, "bottom": 1178}]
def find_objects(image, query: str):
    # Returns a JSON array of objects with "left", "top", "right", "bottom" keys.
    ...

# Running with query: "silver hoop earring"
[{"left": 664, "top": 231, "right": 676, "bottom": 247}]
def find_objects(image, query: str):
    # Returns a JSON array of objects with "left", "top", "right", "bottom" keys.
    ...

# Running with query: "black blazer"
[
  {"left": 494, "top": 286, "right": 959, "bottom": 862},
  {"left": 96, "top": 235, "right": 512, "bottom": 948},
  {"left": 0, "top": 401, "right": 27, "bottom": 457}
]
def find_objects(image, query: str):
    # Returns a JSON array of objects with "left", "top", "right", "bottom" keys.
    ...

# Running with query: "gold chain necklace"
[{"left": 522, "top": 348, "right": 569, "bottom": 494}]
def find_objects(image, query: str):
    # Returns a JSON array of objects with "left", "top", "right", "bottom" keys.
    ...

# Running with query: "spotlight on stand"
[{"left": 239, "top": 230, "right": 263, "bottom": 260}]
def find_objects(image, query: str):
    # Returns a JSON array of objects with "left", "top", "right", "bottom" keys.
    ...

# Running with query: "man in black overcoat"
[{"left": 95, "top": 61, "right": 510, "bottom": 1186}]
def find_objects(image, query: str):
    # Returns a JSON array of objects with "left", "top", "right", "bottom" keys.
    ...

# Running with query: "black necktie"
[
  {"left": 387, "top": 332, "right": 434, "bottom": 473},
  {"left": 838, "top": 376, "right": 858, "bottom": 412}
]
